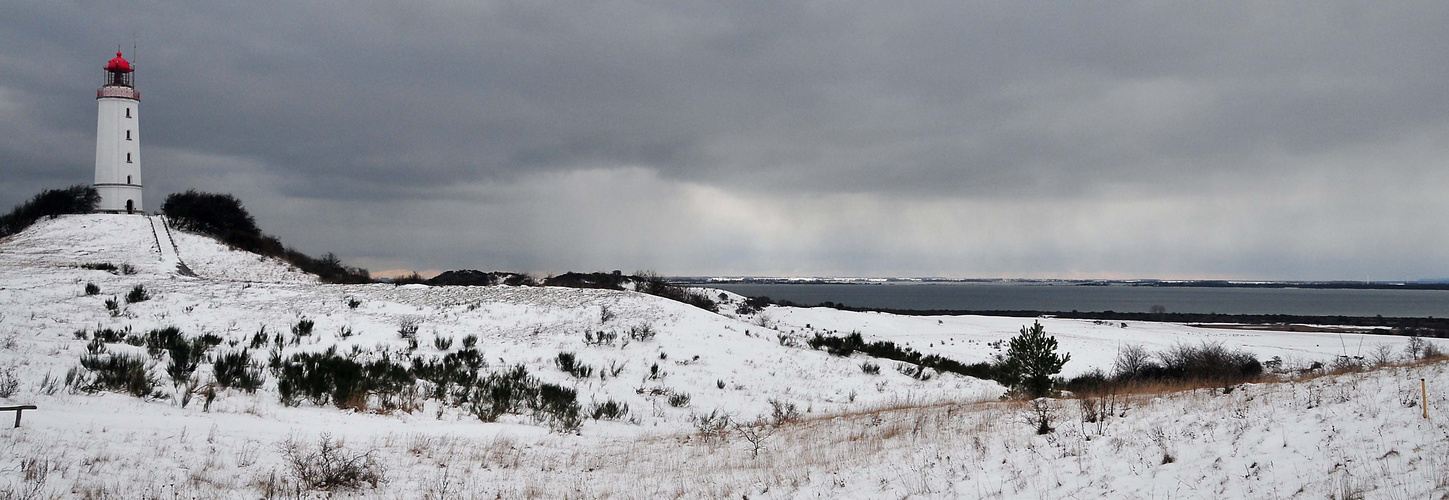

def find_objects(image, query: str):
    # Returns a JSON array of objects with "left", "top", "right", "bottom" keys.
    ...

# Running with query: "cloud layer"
[{"left": 4, "top": 2, "right": 1448, "bottom": 279}]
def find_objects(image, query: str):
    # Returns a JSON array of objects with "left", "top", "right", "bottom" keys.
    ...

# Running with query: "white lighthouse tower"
[{"left": 94, "top": 51, "right": 143, "bottom": 213}]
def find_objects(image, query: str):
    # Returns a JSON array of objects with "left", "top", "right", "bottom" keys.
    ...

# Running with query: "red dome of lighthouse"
[{"left": 105, "top": 52, "right": 132, "bottom": 72}]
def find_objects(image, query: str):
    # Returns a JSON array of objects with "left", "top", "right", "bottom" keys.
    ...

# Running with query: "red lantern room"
[{"left": 103, "top": 51, "right": 134, "bottom": 88}]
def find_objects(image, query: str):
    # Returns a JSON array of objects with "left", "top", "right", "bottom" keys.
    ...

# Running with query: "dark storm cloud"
[{"left": 3, "top": 2, "right": 1449, "bottom": 278}]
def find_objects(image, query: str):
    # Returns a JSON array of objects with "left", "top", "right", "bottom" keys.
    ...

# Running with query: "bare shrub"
[
  {"left": 1112, "top": 344, "right": 1151, "bottom": 379},
  {"left": 1370, "top": 344, "right": 1395, "bottom": 366},
  {"left": 692, "top": 409, "right": 733, "bottom": 442},
  {"left": 733, "top": 420, "right": 779, "bottom": 458},
  {"left": 1329, "top": 355, "right": 1365, "bottom": 373},
  {"left": 628, "top": 323, "right": 657, "bottom": 342},
  {"left": 1424, "top": 341, "right": 1445, "bottom": 360},
  {"left": 768, "top": 398, "right": 800, "bottom": 424},
  {"left": 397, "top": 317, "right": 420, "bottom": 340},
  {"left": 280, "top": 433, "right": 383, "bottom": 491},
  {"left": 1406, "top": 336, "right": 1427, "bottom": 360},
  {"left": 1023, "top": 399, "right": 1056, "bottom": 434}
]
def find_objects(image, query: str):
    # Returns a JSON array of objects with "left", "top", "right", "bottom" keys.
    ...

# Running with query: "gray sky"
[{"left": 4, "top": 2, "right": 1448, "bottom": 280}]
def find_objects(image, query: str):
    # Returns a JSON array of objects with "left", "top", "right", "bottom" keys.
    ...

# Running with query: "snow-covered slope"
[
  {"left": 0, "top": 214, "right": 316, "bottom": 283},
  {"left": 1, "top": 214, "right": 1445, "bottom": 498}
]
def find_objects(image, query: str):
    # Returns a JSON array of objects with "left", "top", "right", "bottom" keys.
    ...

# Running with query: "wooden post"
[
  {"left": 0, "top": 405, "right": 37, "bottom": 428},
  {"left": 1424, "top": 378, "right": 1429, "bottom": 419}
]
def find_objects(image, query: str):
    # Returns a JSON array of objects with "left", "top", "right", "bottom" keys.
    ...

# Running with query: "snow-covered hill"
[{"left": 1, "top": 214, "right": 1445, "bottom": 498}]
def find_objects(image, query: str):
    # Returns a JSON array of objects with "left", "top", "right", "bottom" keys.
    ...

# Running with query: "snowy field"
[{"left": 1, "top": 214, "right": 1445, "bottom": 498}]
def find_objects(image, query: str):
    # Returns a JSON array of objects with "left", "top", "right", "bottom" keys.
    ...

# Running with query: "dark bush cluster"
[
  {"left": 589, "top": 399, "right": 629, "bottom": 420},
  {"left": 555, "top": 352, "right": 594, "bottom": 378},
  {"left": 426, "top": 270, "right": 535, "bottom": 286},
  {"left": 161, "top": 191, "right": 371, "bottom": 284},
  {"left": 412, "top": 348, "right": 487, "bottom": 403},
  {"left": 807, "top": 331, "right": 1002, "bottom": 382},
  {"left": 1062, "top": 341, "right": 1263, "bottom": 394},
  {"left": 213, "top": 349, "right": 266, "bottom": 392},
  {"left": 542, "top": 271, "right": 629, "bottom": 289},
  {"left": 466, "top": 365, "right": 583, "bottom": 432},
  {"left": 638, "top": 275, "right": 719, "bottom": 313},
  {"left": 274, "top": 347, "right": 583, "bottom": 432},
  {"left": 125, "top": 284, "right": 150, "bottom": 303},
  {"left": 78, "top": 352, "right": 155, "bottom": 397},
  {"left": 734, "top": 296, "right": 772, "bottom": 315},
  {"left": 161, "top": 190, "right": 262, "bottom": 239},
  {"left": 292, "top": 319, "right": 315, "bottom": 337},
  {"left": 91, "top": 327, "right": 130, "bottom": 343},
  {"left": 276, "top": 348, "right": 414, "bottom": 411},
  {"left": 81, "top": 262, "right": 118, "bottom": 273},
  {"left": 0, "top": 185, "right": 100, "bottom": 237}
]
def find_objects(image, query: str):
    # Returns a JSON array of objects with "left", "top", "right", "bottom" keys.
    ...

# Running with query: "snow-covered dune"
[{"left": 1, "top": 214, "right": 1445, "bottom": 498}]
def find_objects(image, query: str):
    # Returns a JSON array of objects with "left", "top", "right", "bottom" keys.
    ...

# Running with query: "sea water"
[{"left": 710, "top": 282, "right": 1449, "bottom": 317}]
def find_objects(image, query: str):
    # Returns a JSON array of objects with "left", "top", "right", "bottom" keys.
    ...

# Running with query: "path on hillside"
[{"left": 148, "top": 215, "right": 194, "bottom": 276}]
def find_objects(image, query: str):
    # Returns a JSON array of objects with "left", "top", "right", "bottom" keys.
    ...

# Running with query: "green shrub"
[
  {"left": 1001, "top": 321, "right": 1071, "bottom": 398},
  {"left": 84, "top": 282, "right": 100, "bottom": 295}
]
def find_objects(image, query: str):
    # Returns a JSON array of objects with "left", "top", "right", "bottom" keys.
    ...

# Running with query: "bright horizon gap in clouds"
[{"left": 4, "top": 2, "right": 1449, "bottom": 281}]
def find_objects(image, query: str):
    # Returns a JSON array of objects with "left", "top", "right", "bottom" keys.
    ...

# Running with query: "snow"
[{"left": 1, "top": 214, "right": 1445, "bottom": 498}]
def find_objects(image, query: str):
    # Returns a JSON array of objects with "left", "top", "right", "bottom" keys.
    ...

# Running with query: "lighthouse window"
[
  {"left": 126, "top": 130, "right": 132, "bottom": 140},
  {"left": 126, "top": 153, "right": 132, "bottom": 163},
  {"left": 127, "top": 175, "right": 132, "bottom": 184},
  {"left": 125, "top": 108, "right": 131, "bottom": 118}
]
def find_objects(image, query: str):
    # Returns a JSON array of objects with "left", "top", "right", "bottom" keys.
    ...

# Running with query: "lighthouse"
[{"left": 94, "top": 51, "right": 143, "bottom": 213}]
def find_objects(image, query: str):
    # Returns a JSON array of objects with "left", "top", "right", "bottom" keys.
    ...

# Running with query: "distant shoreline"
[
  {"left": 674, "top": 277, "right": 1449, "bottom": 291},
  {"left": 790, "top": 306, "right": 1449, "bottom": 336}
]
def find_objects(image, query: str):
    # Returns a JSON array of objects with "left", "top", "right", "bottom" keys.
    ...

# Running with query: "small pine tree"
[{"left": 1003, "top": 321, "right": 1071, "bottom": 398}]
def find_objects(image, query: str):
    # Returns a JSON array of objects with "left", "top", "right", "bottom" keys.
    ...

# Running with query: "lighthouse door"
[{"left": 126, "top": 200, "right": 134, "bottom": 214}]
